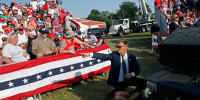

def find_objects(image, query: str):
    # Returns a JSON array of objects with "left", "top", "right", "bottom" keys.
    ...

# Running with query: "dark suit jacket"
[
  {"left": 169, "top": 21, "right": 179, "bottom": 34},
  {"left": 93, "top": 51, "right": 140, "bottom": 86}
]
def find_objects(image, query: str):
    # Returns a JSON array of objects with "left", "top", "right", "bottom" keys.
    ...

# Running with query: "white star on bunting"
[
  {"left": 70, "top": 66, "right": 74, "bottom": 70},
  {"left": 22, "top": 78, "right": 28, "bottom": 84},
  {"left": 60, "top": 68, "right": 64, "bottom": 73},
  {"left": 36, "top": 75, "right": 41, "bottom": 80},
  {"left": 89, "top": 61, "right": 93, "bottom": 65},
  {"left": 80, "top": 63, "right": 84, "bottom": 68},
  {"left": 97, "top": 59, "right": 101, "bottom": 63},
  {"left": 48, "top": 71, "right": 53, "bottom": 76},
  {"left": 8, "top": 81, "right": 14, "bottom": 87}
]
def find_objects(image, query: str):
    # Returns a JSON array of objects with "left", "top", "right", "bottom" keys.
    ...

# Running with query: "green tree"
[
  {"left": 87, "top": 9, "right": 101, "bottom": 21},
  {"left": 116, "top": 1, "right": 139, "bottom": 21}
]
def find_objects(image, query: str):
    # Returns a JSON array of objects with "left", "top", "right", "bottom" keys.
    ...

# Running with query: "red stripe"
[
  {"left": 1, "top": 65, "right": 111, "bottom": 100},
  {"left": 161, "top": 33, "right": 169, "bottom": 37},
  {"left": 71, "top": 20, "right": 81, "bottom": 30},
  {"left": 153, "top": 32, "right": 157, "bottom": 35},
  {"left": 152, "top": 45, "right": 158, "bottom": 48},
  {"left": 0, "top": 43, "right": 109, "bottom": 75}
]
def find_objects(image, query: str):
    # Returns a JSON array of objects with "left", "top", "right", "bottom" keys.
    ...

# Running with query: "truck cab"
[{"left": 109, "top": 19, "right": 130, "bottom": 37}]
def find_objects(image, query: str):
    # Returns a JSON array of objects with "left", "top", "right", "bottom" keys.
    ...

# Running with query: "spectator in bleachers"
[
  {"left": 43, "top": 1, "right": 49, "bottom": 14},
  {"left": 26, "top": 21, "right": 37, "bottom": 36},
  {"left": 52, "top": 14, "right": 63, "bottom": 37},
  {"left": 18, "top": 26, "right": 32, "bottom": 43},
  {"left": 181, "top": 0, "right": 200, "bottom": 27},
  {"left": 0, "top": 28, "right": 11, "bottom": 46},
  {"left": 30, "top": 0, "right": 38, "bottom": 12},
  {"left": 167, "top": 0, "right": 174, "bottom": 15},
  {"left": 169, "top": 14, "right": 180, "bottom": 34},
  {"left": 48, "top": 33, "right": 58, "bottom": 54},
  {"left": 36, "top": 16, "right": 44, "bottom": 33},
  {"left": 187, "top": 0, "right": 193, "bottom": 11},
  {"left": 2, "top": 32, "right": 29, "bottom": 64},
  {"left": 12, "top": 2, "right": 18, "bottom": 11},
  {"left": 65, "top": 11, "right": 73, "bottom": 27},
  {"left": 86, "top": 32, "right": 98, "bottom": 46},
  {"left": 161, "top": 4, "right": 167, "bottom": 14},
  {"left": 38, "top": 0, "right": 45, "bottom": 13},
  {"left": 0, "top": 11, "right": 10, "bottom": 23},
  {"left": 27, "top": 36, "right": 37, "bottom": 60},
  {"left": 180, "top": 0, "right": 187, "bottom": 12},
  {"left": 55, "top": 4, "right": 60, "bottom": 15},
  {"left": 17, "top": 40, "right": 30, "bottom": 60},
  {"left": 183, "top": 12, "right": 191, "bottom": 20},
  {"left": 59, "top": 9, "right": 66, "bottom": 33},
  {"left": 14, "top": 16, "right": 23, "bottom": 31},
  {"left": 32, "top": 27, "right": 55, "bottom": 59}
]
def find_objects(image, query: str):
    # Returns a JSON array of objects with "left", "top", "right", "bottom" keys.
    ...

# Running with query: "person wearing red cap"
[
  {"left": 0, "top": 28, "right": 12, "bottom": 46},
  {"left": 0, "top": 18, "right": 7, "bottom": 34},
  {"left": 48, "top": 33, "right": 58, "bottom": 54},
  {"left": 65, "top": 11, "right": 74, "bottom": 27},
  {"left": 18, "top": 26, "right": 32, "bottom": 43},
  {"left": 169, "top": 14, "right": 180, "bottom": 34},
  {"left": 0, "top": 11, "right": 10, "bottom": 23},
  {"left": 12, "top": 2, "right": 18, "bottom": 11},
  {"left": 59, "top": 9, "right": 66, "bottom": 33}
]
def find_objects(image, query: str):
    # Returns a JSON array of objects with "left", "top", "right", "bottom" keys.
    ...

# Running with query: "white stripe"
[
  {"left": 0, "top": 49, "right": 112, "bottom": 99},
  {"left": 0, "top": 49, "right": 110, "bottom": 83},
  {"left": 0, "top": 61, "right": 111, "bottom": 99}
]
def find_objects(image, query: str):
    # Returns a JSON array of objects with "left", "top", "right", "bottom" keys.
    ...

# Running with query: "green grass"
[{"left": 41, "top": 32, "right": 167, "bottom": 100}]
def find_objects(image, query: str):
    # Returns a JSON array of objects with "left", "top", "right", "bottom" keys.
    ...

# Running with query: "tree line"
[{"left": 86, "top": 1, "right": 152, "bottom": 28}]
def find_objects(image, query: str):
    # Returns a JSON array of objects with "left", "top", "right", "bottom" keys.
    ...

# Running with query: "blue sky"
[{"left": 3, "top": 0, "right": 155, "bottom": 18}]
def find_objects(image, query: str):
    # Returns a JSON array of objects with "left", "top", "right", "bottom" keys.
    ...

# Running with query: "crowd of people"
[
  {"left": 0, "top": 0, "right": 104, "bottom": 99},
  {"left": 155, "top": 0, "right": 200, "bottom": 34}
]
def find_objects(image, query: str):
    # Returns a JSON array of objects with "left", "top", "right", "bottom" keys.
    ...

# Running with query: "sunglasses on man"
[{"left": 116, "top": 45, "right": 125, "bottom": 48}]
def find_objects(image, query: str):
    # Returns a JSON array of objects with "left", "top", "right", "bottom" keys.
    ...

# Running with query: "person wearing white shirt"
[
  {"left": 30, "top": 0, "right": 38, "bottom": 11},
  {"left": 81, "top": 39, "right": 144, "bottom": 99}
]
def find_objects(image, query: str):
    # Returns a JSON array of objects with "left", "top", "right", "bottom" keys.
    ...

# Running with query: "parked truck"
[{"left": 109, "top": 0, "right": 157, "bottom": 37}]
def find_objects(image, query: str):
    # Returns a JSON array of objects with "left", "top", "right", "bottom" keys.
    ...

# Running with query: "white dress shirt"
[{"left": 90, "top": 52, "right": 136, "bottom": 82}]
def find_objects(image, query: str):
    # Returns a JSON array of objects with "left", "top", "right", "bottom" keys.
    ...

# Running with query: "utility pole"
[{"left": 111, "top": 16, "right": 113, "bottom": 26}]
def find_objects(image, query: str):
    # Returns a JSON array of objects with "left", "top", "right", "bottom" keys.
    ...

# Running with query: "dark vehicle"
[
  {"left": 99, "top": 28, "right": 109, "bottom": 36},
  {"left": 88, "top": 28, "right": 102, "bottom": 39}
]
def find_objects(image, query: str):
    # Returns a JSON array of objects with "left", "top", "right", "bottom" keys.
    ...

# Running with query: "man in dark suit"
[
  {"left": 81, "top": 39, "right": 144, "bottom": 99},
  {"left": 169, "top": 14, "right": 180, "bottom": 34},
  {"left": 191, "top": 1, "right": 200, "bottom": 27}
]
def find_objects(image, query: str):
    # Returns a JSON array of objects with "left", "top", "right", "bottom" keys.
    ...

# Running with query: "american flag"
[{"left": 0, "top": 44, "right": 111, "bottom": 100}]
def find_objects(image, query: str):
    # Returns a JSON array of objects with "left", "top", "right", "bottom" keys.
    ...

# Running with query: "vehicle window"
[
  {"left": 125, "top": 20, "right": 128, "bottom": 24},
  {"left": 117, "top": 20, "right": 123, "bottom": 25}
]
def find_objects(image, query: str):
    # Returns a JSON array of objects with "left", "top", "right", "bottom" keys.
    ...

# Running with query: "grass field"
[{"left": 41, "top": 32, "right": 167, "bottom": 100}]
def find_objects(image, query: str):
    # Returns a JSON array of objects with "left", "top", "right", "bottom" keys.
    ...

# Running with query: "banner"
[
  {"left": 0, "top": 44, "right": 111, "bottom": 100},
  {"left": 154, "top": 5, "right": 169, "bottom": 33},
  {"left": 181, "top": 18, "right": 192, "bottom": 26},
  {"left": 152, "top": 32, "right": 169, "bottom": 48}
]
